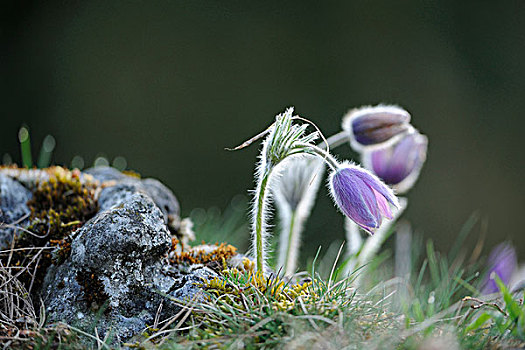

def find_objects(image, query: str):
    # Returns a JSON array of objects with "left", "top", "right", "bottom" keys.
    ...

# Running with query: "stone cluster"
[{"left": 0, "top": 166, "right": 231, "bottom": 343}]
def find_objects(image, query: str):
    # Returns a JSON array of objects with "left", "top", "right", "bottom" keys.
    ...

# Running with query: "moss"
[
  {"left": 122, "top": 170, "right": 141, "bottom": 179},
  {"left": 7, "top": 166, "right": 99, "bottom": 291},
  {"left": 26, "top": 167, "right": 98, "bottom": 241},
  {"left": 169, "top": 240, "right": 315, "bottom": 312},
  {"left": 170, "top": 242, "right": 238, "bottom": 273},
  {"left": 204, "top": 267, "right": 315, "bottom": 312}
]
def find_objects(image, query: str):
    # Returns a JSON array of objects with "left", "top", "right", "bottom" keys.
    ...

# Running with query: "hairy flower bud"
[
  {"left": 329, "top": 164, "right": 399, "bottom": 234},
  {"left": 342, "top": 105, "right": 411, "bottom": 150},
  {"left": 362, "top": 131, "right": 428, "bottom": 194}
]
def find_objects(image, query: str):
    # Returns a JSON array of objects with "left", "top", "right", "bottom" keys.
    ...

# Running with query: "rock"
[
  {"left": 0, "top": 174, "right": 32, "bottom": 247},
  {"left": 166, "top": 264, "right": 217, "bottom": 302},
  {"left": 97, "top": 182, "right": 146, "bottom": 212},
  {"left": 42, "top": 192, "right": 216, "bottom": 344},
  {"left": 141, "top": 178, "right": 180, "bottom": 226},
  {"left": 86, "top": 166, "right": 188, "bottom": 242},
  {"left": 0, "top": 167, "right": 50, "bottom": 190},
  {"left": 85, "top": 166, "right": 180, "bottom": 227},
  {"left": 83, "top": 166, "right": 134, "bottom": 183},
  {"left": 0, "top": 166, "right": 224, "bottom": 344}
]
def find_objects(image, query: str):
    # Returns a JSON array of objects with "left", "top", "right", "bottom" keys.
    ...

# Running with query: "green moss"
[
  {"left": 204, "top": 267, "right": 315, "bottom": 312},
  {"left": 8, "top": 166, "right": 99, "bottom": 291}
]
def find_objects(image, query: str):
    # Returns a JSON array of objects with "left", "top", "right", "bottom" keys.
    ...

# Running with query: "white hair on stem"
[{"left": 249, "top": 121, "right": 276, "bottom": 273}]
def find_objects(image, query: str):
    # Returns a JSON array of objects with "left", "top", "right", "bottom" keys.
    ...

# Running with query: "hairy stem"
[
  {"left": 254, "top": 169, "right": 271, "bottom": 272},
  {"left": 341, "top": 218, "right": 363, "bottom": 277},
  {"left": 284, "top": 210, "right": 297, "bottom": 274},
  {"left": 297, "top": 143, "right": 339, "bottom": 170},
  {"left": 317, "top": 130, "right": 348, "bottom": 150},
  {"left": 278, "top": 209, "right": 299, "bottom": 276},
  {"left": 353, "top": 197, "right": 408, "bottom": 286}
]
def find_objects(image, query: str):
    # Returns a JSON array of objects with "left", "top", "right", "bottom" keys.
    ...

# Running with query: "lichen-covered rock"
[
  {"left": 140, "top": 178, "right": 180, "bottom": 225},
  {"left": 97, "top": 182, "right": 145, "bottom": 212},
  {"left": 0, "top": 174, "right": 32, "bottom": 247},
  {"left": 86, "top": 166, "right": 190, "bottom": 243},
  {"left": 0, "top": 165, "right": 230, "bottom": 344},
  {"left": 85, "top": 166, "right": 180, "bottom": 227},
  {"left": 0, "top": 167, "right": 50, "bottom": 190},
  {"left": 71, "top": 193, "right": 171, "bottom": 307},
  {"left": 42, "top": 192, "right": 216, "bottom": 343}
]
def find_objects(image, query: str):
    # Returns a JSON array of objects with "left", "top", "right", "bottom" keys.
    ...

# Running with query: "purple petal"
[
  {"left": 370, "top": 148, "right": 392, "bottom": 179},
  {"left": 330, "top": 165, "right": 401, "bottom": 234},
  {"left": 352, "top": 168, "right": 398, "bottom": 208},
  {"left": 387, "top": 133, "right": 421, "bottom": 180},
  {"left": 345, "top": 105, "right": 411, "bottom": 146},
  {"left": 368, "top": 132, "right": 428, "bottom": 191},
  {"left": 482, "top": 242, "right": 517, "bottom": 294},
  {"left": 372, "top": 188, "right": 393, "bottom": 220},
  {"left": 331, "top": 168, "right": 379, "bottom": 232}
]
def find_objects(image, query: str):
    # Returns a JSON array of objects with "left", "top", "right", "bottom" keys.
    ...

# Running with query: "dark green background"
[{"left": 1, "top": 1, "right": 524, "bottom": 260}]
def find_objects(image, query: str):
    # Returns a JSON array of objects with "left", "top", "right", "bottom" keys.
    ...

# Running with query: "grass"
[
  {"left": 1, "top": 129, "right": 523, "bottom": 349},
  {"left": 140, "top": 204, "right": 523, "bottom": 349},
  {"left": 1, "top": 198, "right": 524, "bottom": 349},
  {"left": 0, "top": 184, "right": 522, "bottom": 349}
]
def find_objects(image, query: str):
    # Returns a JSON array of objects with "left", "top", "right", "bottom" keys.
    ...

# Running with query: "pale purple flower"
[
  {"left": 363, "top": 131, "right": 428, "bottom": 194},
  {"left": 482, "top": 242, "right": 517, "bottom": 294},
  {"left": 329, "top": 164, "right": 399, "bottom": 234},
  {"left": 342, "top": 105, "right": 411, "bottom": 149}
]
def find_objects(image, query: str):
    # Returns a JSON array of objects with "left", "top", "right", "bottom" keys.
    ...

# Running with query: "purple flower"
[
  {"left": 482, "top": 242, "right": 517, "bottom": 294},
  {"left": 363, "top": 131, "right": 428, "bottom": 194},
  {"left": 329, "top": 164, "right": 399, "bottom": 234},
  {"left": 342, "top": 105, "right": 411, "bottom": 149}
]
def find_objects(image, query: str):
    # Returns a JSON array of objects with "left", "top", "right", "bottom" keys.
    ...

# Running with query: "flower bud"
[
  {"left": 329, "top": 163, "right": 399, "bottom": 234},
  {"left": 342, "top": 105, "right": 411, "bottom": 149},
  {"left": 362, "top": 131, "right": 428, "bottom": 194}
]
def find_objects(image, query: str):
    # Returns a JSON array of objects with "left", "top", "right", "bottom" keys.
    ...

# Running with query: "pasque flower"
[
  {"left": 482, "top": 242, "right": 517, "bottom": 294},
  {"left": 342, "top": 105, "right": 412, "bottom": 150},
  {"left": 234, "top": 107, "right": 320, "bottom": 272},
  {"left": 329, "top": 163, "right": 399, "bottom": 234},
  {"left": 362, "top": 131, "right": 428, "bottom": 194},
  {"left": 233, "top": 106, "right": 402, "bottom": 272}
]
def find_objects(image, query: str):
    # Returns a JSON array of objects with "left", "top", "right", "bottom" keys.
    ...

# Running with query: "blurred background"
[{"left": 1, "top": 1, "right": 524, "bottom": 261}]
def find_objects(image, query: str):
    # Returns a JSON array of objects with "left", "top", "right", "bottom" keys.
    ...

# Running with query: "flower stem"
[
  {"left": 297, "top": 143, "right": 339, "bottom": 170},
  {"left": 341, "top": 218, "right": 363, "bottom": 277},
  {"left": 284, "top": 210, "right": 297, "bottom": 274},
  {"left": 317, "top": 130, "right": 348, "bottom": 150},
  {"left": 353, "top": 197, "right": 408, "bottom": 286},
  {"left": 254, "top": 169, "right": 271, "bottom": 272},
  {"left": 278, "top": 209, "right": 298, "bottom": 276}
]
